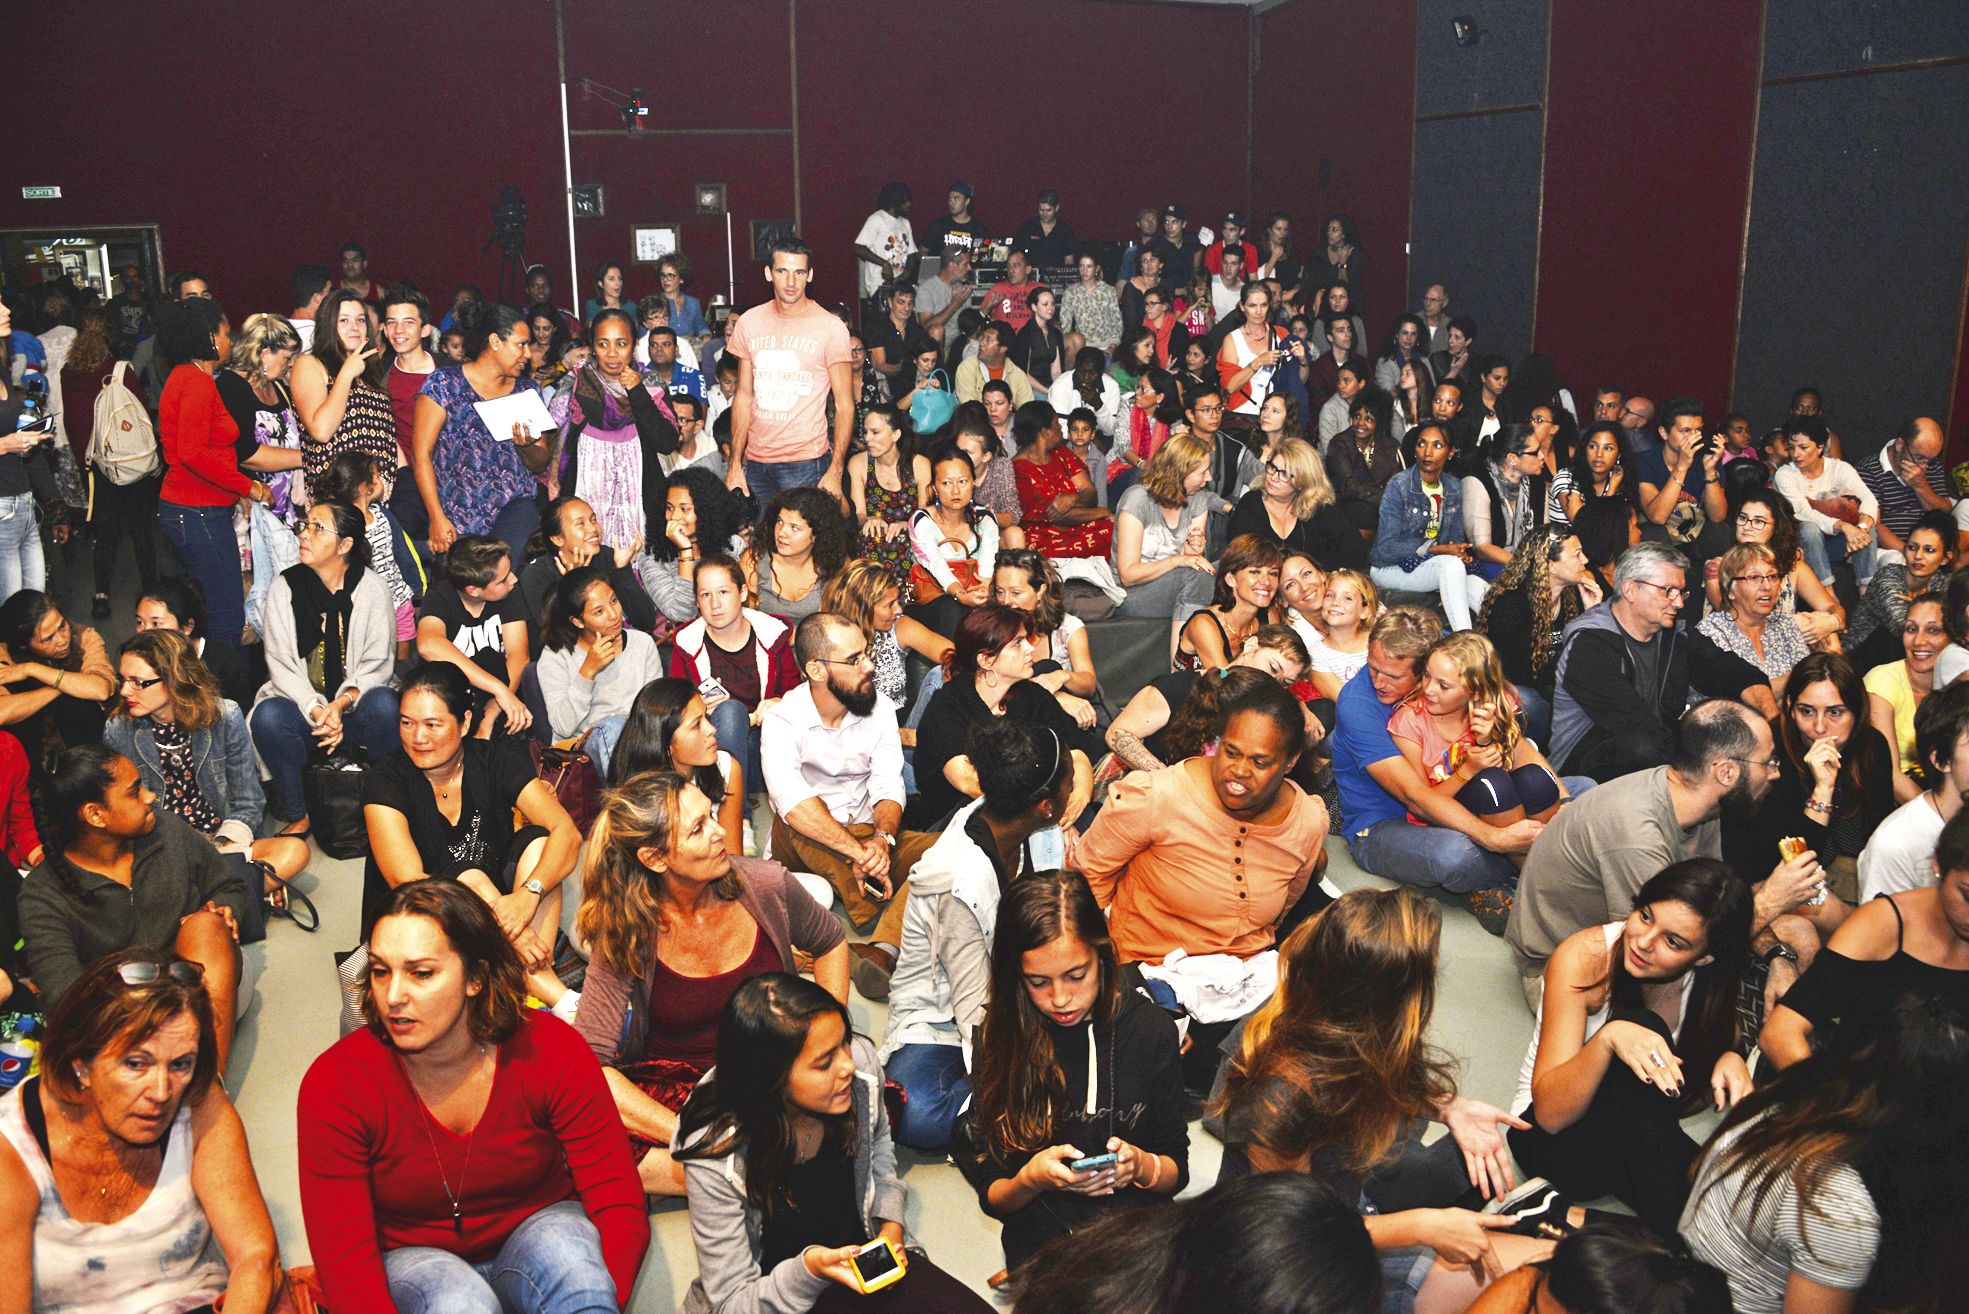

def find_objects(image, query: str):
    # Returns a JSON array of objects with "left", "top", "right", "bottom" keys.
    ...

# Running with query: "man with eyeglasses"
[
  {"left": 19, "top": 745, "right": 253, "bottom": 1071},
  {"left": 1620, "top": 394, "right": 1658, "bottom": 458},
  {"left": 761, "top": 613, "right": 936, "bottom": 1001},
  {"left": 1417, "top": 283, "right": 1451, "bottom": 354},
  {"left": 1548, "top": 541, "right": 1778, "bottom": 782},
  {"left": 1508, "top": 697, "right": 1826, "bottom": 1012}
]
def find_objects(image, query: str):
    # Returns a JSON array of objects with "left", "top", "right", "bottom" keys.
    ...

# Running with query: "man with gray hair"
[{"left": 1548, "top": 542, "right": 1776, "bottom": 780}]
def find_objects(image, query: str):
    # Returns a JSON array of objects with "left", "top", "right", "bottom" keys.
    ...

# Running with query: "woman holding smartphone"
[{"left": 674, "top": 973, "right": 989, "bottom": 1312}]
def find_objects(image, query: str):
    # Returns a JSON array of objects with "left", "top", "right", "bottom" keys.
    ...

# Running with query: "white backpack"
[{"left": 89, "top": 361, "right": 162, "bottom": 486}]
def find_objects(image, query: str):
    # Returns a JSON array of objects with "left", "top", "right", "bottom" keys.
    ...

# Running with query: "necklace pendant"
[{"left": 453, "top": 1202, "right": 464, "bottom": 1233}]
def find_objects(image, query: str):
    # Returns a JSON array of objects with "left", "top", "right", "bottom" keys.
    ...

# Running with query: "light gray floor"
[{"left": 228, "top": 822, "right": 1541, "bottom": 1310}]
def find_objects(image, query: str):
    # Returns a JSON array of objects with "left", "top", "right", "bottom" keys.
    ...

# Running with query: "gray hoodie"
[{"left": 676, "top": 1035, "right": 909, "bottom": 1314}]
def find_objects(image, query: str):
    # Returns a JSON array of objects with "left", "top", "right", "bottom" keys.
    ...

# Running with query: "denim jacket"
[
  {"left": 1369, "top": 465, "right": 1469, "bottom": 571},
  {"left": 102, "top": 700, "right": 266, "bottom": 844}
]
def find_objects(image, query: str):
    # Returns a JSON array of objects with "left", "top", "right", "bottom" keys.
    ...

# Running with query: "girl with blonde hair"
[
  {"left": 1388, "top": 631, "right": 1571, "bottom": 833},
  {"left": 1304, "top": 567, "right": 1379, "bottom": 700},
  {"left": 1217, "top": 888, "right": 1554, "bottom": 1313},
  {"left": 572, "top": 770, "right": 848, "bottom": 1195}
]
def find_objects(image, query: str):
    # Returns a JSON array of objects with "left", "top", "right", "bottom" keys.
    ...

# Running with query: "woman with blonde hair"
[
  {"left": 573, "top": 770, "right": 848, "bottom": 1195},
  {"left": 1228, "top": 433, "right": 1363, "bottom": 569},
  {"left": 216, "top": 312, "right": 310, "bottom": 634},
  {"left": 1696, "top": 542, "right": 1811, "bottom": 694},
  {"left": 1216, "top": 888, "right": 1551, "bottom": 1314},
  {"left": 107, "top": 629, "right": 311, "bottom": 909},
  {"left": 1304, "top": 566, "right": 1378, "bottom": 700},
  {"left": 1112, "top": 432, "right": 1219, "bottom": 621},
  {"left": 1388, "top": 631, "right": 1571, "bottom": 832},
  {"left": 822, "top": 557, "right": 953, "bottom": 729}
]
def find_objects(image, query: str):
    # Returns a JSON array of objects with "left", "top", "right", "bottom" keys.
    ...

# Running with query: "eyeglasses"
[
  {"left": 117, "top": 960, "right": 204, "bottom": 988},
  {"left": 1730, "top": 755, "right": 1782, "bottom": 772},
  {"left": 818, "top": 652, "right": 873, "bottom": 669},
  {"left": 1733, "top": 573, "right": 1781, "bottom": 586},
  {"left": 1265, "top": 461, "right": 1290, "bottom": 478},
  {"left": 119, "top": 674, "right": 164, "bottom": 690},
  {"left": 1633, "top": 580, "right": 1691, "bottom": 602},
  {"left": 1735, "top": 514, "right": 1772, "bottom": 529},
  {"left": 1193, "top": 405, "right": 1224, "bottom": 416}
]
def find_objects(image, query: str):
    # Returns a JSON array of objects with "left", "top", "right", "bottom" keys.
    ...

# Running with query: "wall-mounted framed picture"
[
  {"left": 631, "top": 223, "right": 680, "bottom": 263},
  {"left": 572, "top": 184, "right": 605, "bottom": 218},
  {"left": 750, "top": 218, "right": 797, "bottom": 263}
]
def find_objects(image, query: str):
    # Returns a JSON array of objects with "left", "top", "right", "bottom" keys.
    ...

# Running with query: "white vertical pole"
[
  {"left": 727, "top": 211, "right": 736, "bottom": 304},
  {"left": 556, "top": 0, "right": 578, "bottom": 297}
]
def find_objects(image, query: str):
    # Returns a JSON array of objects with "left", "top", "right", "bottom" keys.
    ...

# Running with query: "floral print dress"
[{"left": 861, "top": 452, "right": 918, "bottom": 594}]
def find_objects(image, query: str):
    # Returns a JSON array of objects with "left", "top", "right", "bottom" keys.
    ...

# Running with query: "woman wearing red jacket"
[
  {"left": 298, "top": 878, "right": 648, "bottom": 1313},
  {"left": 155, "top": 298, "right": 269, "bottom": 659}
]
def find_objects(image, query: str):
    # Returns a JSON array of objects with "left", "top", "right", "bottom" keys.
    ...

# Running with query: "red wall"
[
  {"left": 1252, "top": 0, "right": 1417, "bottom": 332},
  {"left": 0, "top": 0, "right": 1250, "bottom": 320},
  {"left": 1534, "top": 2, "right": 1763, "bottom": 412}
]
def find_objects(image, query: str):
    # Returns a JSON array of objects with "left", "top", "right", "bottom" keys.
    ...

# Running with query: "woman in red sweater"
[
  {"left": 155, "top": 298, "right": 269, "bottom": 659},
  {"left": 298, "top": 878, "right": 649, "bottom": 1313}
]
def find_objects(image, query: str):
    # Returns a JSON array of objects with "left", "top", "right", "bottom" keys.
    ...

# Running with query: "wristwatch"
[
  {"left": 1759, "top": 942, "right": 1800, "bottom": 967},
  {"left": 876, "top": 831, "right": 898, "bottom": 848},
  {"left": 522, "top": 878, "right": 546, "bottom": 896}
]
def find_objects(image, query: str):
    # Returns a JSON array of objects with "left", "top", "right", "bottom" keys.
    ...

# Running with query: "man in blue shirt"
[
  {"left": 643, "top": 326, "right": 705, "bottom": 404},
  {"left": 1329, "top": 606, "right": 1593, "bottom": 932}
]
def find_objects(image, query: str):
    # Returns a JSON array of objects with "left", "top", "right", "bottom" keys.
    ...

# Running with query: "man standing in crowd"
[
  {"left": 1210, "top": 246, "right": 1247, "bottom": 320},
  {"left": 1014, "top": 189, "right": 1077, "bottom": 269},
  {"left": 1859, "top": 415, "right": 1951, "bottom": 557},
  {"left": 982, "top": 250, "right": 1041, "bottom": 333},
  {"left": 1508, "top": 698, "right": 1827, "bottom": 1011},
  {"left": 854, "top": 182, "right": 916, "bottom": 305},
  {"left": 1418, "top": 283, "right": 1451, "bottom": 353},
  {"left": 725, "top": 237, "right": 855, "bottom": 504},
  {"left": 1548, "top": 542, "right": 1776, "bottom": 780},
  {"left": 954, "top": 321, "right": 1034, "bottom": 406},
  {"left": 1203, "top": 212, "right": 1258, "bottom": 276},
  {"left": 762, "top": 613, "right": 936, "bottom": 1001},
  {"left": 914, "top": 245, "right": 974, "bottom": 343},
  {"left": 287, "top": 264, "right": 332, "bottom": 351},
  {"left": 924, "top": 181, "right": 986, "bottom": 261},
  {"left": 1150, "top": 204, "right": 1203, "bottom": 286},
  {"left": 337, "top": 242, "right": 384, "bottom": 301}
]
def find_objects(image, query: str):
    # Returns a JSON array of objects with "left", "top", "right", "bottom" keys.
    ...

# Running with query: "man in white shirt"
[
  {"left": 762, "top": 612, "right": 936, "bottom": 998},
  {"left": 853, "top": 182, "right": 917, "bottom": 301},
  {"left": 1772, "top": 415, "right": 1878, "bottom": 587},
  {"left": 1859, "top": 682, "right": 1969, "bottom": 901},
  {"left": 1210, "top": 245, "right": 1247, "bottom": 320},
  {"left": 287, "top": 264, "right": 331, "bottom": 352},
  {"left": 1317, "top": 362, "right": 1369, "bottom": 452}
]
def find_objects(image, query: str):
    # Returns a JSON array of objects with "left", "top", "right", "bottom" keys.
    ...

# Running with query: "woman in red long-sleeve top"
[
  {"left": 155, "top": 297, "right": 268, "bottom": 660},
  {"left": 298, "top": 879, "right": 649, "bottom": 1313},
  {"left": 0, "top": 731, "right": 42, "bottom": 1008}
]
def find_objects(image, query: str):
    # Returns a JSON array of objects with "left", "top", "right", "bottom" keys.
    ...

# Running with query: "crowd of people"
[{"left": 0, "top": 182, "right": 1964, "bottom": 1314}]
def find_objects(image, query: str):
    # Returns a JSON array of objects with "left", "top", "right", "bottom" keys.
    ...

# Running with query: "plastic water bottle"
[{"left": 1028, "top": 826, "right": 1067, "bottom": 872}]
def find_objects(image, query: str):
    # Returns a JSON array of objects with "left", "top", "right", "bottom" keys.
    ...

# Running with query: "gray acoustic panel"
[
  {"left": 1762, "top": 0, "right": 1969, "bottom": 80},
  {"left": 1408, "top": 111, "right": 1544, "bottom": 365},
  {"left": 1416, "top": 0, "right": 1550, "bottom": 117},
  {"left": 1733, "top": 63, "right": 1969, "bottom": 441}
]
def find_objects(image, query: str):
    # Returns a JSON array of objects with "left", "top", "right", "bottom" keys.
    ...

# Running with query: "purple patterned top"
[{"left": 420, "top": 365, "right": 544, "bottom": 536}]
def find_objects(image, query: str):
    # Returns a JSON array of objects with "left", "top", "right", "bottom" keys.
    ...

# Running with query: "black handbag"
[{"left": 302, "top": 753, "right": 369, "bottom": 860}]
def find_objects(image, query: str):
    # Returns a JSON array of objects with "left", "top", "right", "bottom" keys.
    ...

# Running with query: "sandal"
[
  {"left": 255, "top": 861, "right": 321, "bottom": 933},
  {"left": 1493, "top": 1179, "right": 1575, "bottom": 1239}
]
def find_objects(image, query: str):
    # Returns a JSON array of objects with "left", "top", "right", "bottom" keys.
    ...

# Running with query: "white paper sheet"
[{"left": 472, "top": 388, "right": 556, "bottom": 442}]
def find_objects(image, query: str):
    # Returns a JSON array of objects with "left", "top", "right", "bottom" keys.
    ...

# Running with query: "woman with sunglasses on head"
[
  {"left": 675, "top": 974, "right": 992, "bottom": 1314},
  {"left": 137, "top": 575, "right": 255, "bottom": 710},
  {"left": 953, "top": 871, "right": 1190, "bottom": 1273},
  {"left": 300, "top": 879, "right": 648, "bottom": 1313},
  {"left": 883, "top": 720, "right": 1079, "bottom": 1151},
  {"left": 0, "top": 949, "right": 281, "bottom": 1314}
]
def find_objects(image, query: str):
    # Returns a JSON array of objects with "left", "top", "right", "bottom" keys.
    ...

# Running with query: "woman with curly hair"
[
  {"left": 1218, "top": 888, "right": 1554, "bottom": 1313},
  {"left": 744, "top": 486, "right": 853, "bottom": 625},
  {"left": 821, "top": 558, "right": 953, "bottom": 730},
  {"left": 1475, "top": 527, "right": 1603, "bottom": 747},
  {"left": 643, "top": 464, "right": 747, "bottom": 623}
]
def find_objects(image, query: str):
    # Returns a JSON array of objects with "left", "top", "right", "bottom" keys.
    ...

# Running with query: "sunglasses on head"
[{"left": 117, "top": 960, "right": 204, "bottom": 988}]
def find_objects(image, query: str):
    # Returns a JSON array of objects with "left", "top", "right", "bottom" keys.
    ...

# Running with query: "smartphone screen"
[
  {"left": 851, "top": 1240, "right": 902, "bottom": 1287},
  {"left": 1068, "top": 1151, "right": 1119, "bottom": 1172}
]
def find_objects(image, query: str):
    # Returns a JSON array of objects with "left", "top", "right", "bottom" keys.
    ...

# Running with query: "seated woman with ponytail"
[
  {"left": 881, "top": 720, "right": 1079, "bottom": 1151},
  {"left": 248, "top": 500, "right": 399, "bottom": 832},
  {"left": 952, "top": 870, "right": 1189, "bottom": 1273},
  {"left": 574, "top": 771, "right": 847, "bottom": 1196},
  {"left": 674, "top": 974, "right": 992, "bottom": 1314},
  {"left": 515, "top": 494, "right": 658, "bottom": 653}
]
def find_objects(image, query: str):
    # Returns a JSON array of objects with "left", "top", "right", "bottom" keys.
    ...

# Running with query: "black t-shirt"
[
  {"left": 360, "top": 739, "right": 538, "bottom": 931},
  {"left": 758, "top": 1153, "right": 866, "bottom": 1267},
  {"left": 419, "top": 581, "right": 521, "bottom": 690},
  {"left": 705, "top": 629, "right": 762, "bottom": 709},
  {"left": 866, "top": 312, "right": 937, "bottom": 368},
  {"left": 925, "top": 216, "right": 990, "bottom": 261},
  {"left": 1141, "top": 670, "right": 1202, "bottom": 765},
  {"left": 907, "top": 678, "right": 1096, "bottom": 829}
]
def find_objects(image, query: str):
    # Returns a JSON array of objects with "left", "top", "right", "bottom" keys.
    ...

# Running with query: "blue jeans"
[
  {"left": 250, "top": 687, "right": 403, "bottom": 821},
  {"left": 488, "top": 495, "right": 543, "bottom": 573},
  {"left": 1347, "top": 776, "right": 1594, "bottom": 894},
  {"left": 583, "top": 714, "right": 626, "bottom": 775},
  {"left": 884, "top": 1041, "right": 972, "bottom": 1151},
  {"left": 0, "top": 493, "right": 44, "bottom": 598},
  {"left": 743, "top": 453, "right": 830, "bottom": 520},
  {"left": 161, "top": 501, "right": 245, "bottom": 658},
  {"left": 1370, "top": 556, "right": 1487, "bottom": 631},
  {"left": 382, "top": 1199, "right": 616, "bottom": 1314},
  {"left": 1798, "top": 524, "right": 1878, "bottom": 588},
  {"left": 705, "top": 695, "right": 762, "bottom": 797},
  {"left": 1516, "top": 685, "right": 1553, "bottom": 752},
  {"left": 246, "top": 504, "right": 299, "bottom": 636}
]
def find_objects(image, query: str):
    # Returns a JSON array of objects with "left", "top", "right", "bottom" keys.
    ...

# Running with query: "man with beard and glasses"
[
  {"left": 1507, "top": 698, "right": 1828, "bottom": 1015},
  {"left": 761, "top": 612, "right": 936, "bottom": 1000},
  {"left": 1547, "top": 541, "right": 1777, "bottom": 781}
]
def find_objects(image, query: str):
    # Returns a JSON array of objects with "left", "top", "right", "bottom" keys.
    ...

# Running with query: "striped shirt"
[
  {"left": 1858, "top": 445, "right": 1941, "bottom": 543},
  {"left": 1680, "top": 1116, "right": 1880, "bottom": 1313}
]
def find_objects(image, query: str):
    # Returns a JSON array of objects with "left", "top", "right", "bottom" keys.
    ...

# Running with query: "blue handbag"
[{"left": 909, "top": 370, "right": 958, "bottom": 434}]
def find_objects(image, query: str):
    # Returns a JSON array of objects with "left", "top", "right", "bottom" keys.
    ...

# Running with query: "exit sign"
[{"left": 21, "top": 185, "right": 60, "bottom": 200}]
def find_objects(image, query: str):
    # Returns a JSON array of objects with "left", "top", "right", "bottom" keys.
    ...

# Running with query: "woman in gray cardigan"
[
  {"left": 248, "top": 499, "right": 399, "bottom": 829},
  {"left": 674, "top": 974, "right": 991, "bottom": 1314},
  {"left": 106, "top": 628, "right": 309, "bottom": 901}
]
